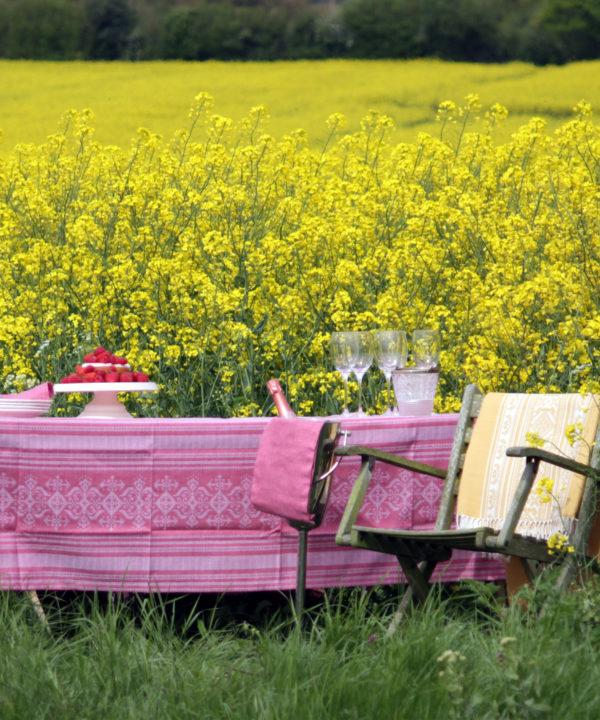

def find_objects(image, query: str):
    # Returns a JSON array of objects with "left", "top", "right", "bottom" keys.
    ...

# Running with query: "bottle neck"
[{"left": 266, "top": 379, "right": 296, "bottom": 417}]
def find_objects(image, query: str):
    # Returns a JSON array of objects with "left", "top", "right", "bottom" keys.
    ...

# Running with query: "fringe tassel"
[{"left": 456, "top": 514, "right": 577, "bottom": 541}]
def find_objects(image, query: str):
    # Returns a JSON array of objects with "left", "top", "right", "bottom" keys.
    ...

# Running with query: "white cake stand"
[{"left": 53, "top": 382, "right": 159, "bottom": 419}]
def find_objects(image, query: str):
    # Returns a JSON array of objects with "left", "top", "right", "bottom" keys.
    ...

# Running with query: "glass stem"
[
  {"left": 386, "top": 372, "right": 393, "bottom": 411},
  {"left": 357, "top": 374, "right": 364, "bottom": 414},
  {"left": 342, "top": 375, "right": 349, "bottom": 414}
]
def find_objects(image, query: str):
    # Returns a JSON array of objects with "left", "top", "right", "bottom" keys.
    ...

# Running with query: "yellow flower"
[
  {"left": 547, "top": 532, "right": 574, "bottom": 555},
  {"left": 526, "top": 432, "right": 546, "bottom": 448},
  {"left": 565, "top": 422, "right": 584, "bottom": 447}
]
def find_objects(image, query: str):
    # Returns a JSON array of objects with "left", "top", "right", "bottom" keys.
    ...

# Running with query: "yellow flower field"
[
  {"left": 2, "top": 59, "right": 600, "bottom": 149},
  {"left": 1, "top": 64, "right": 599, "bottom": 417}
]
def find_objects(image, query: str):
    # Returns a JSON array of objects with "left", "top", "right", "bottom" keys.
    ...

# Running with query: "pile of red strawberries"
[{"left": 59, "top": 346, "right": 150, "bottom": 384}]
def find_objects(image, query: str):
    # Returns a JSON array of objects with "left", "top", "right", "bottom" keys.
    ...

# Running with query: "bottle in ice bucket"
[{"left": 266, "top": 379, "right": 296, "bottom": 417}]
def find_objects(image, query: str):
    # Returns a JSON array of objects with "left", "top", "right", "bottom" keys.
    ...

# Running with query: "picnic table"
[{"left": 0, "top": 414, "right": 505, "bottom": 592}]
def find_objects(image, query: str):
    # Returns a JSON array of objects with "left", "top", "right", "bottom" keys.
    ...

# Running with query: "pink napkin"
[
  {"left": 251, "top": 418, "right": 328, "bottom": 526},
  {"left": 0, "top": 382, "right": 54, "bottom": 399}
]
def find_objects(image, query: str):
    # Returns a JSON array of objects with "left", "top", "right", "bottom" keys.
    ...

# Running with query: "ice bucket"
[{"left": 392, "top": 368, "right": 439, "bottom": 416}]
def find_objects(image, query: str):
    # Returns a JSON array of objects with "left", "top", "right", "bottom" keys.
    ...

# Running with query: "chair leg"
[
  {"left": 385, "top": 586, "right": 415, "bottom": 638},
  {"left": 398, "top": 557, "right": 433, "bottom": 604},
  {"left": 295, "top": 528, "right": 308, "bottom": 617},
  {"left": 386, "top": 559, "right": 438, "bottom": 636}
]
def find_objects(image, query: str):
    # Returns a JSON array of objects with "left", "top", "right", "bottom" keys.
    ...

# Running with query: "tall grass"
[{"left": 3, "top": 578, "right": 600, "bottom": 719}]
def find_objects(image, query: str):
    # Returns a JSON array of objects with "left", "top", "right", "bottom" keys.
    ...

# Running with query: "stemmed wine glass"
[
  {"left": 412, "top": 329, "right": 441, "bottom": 369},
  {"left": 348, "top": 331, "right": 373, "bottom": 416},
  {"left": 331, "top": 331, "right": 354, "bottom": 415},
  {"left": 373, "top": 330, "right": 408, "bottom": 415}
]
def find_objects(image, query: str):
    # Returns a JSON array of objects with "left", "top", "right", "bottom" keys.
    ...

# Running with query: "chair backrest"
[
  {"left": 250, "top": 418, "right": 340, "bottom": 530},
  {"left": 440, "top": 385, "right": 600, "bottom": 539}
]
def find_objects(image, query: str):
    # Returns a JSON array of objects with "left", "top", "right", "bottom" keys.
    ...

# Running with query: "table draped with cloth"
[{"left": 0, "top": 414, "right": 505, "bottom": 592}]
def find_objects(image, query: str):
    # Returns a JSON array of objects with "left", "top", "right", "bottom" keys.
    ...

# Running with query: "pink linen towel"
[
  {"left": 251, "top": 417, "right": 327, "bottom": 526},
  {"left": 0, "top": 382, "right": 54, "bottom": 399}
]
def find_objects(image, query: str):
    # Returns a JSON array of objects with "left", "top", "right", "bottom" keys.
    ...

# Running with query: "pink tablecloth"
[{"left": 0, "top": 414, "right": 505, "bottom": 592}]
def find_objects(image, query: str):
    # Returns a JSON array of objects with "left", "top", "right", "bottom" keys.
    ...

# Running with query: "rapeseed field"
[
  {"left": 1, "top": 61, "right": 599, "bottom": 417},
  {"left": 2, "top": 59, "right": 600, "bottom": 149}
]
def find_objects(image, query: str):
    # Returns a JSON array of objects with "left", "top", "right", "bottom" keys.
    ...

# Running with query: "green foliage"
[
  {"left": 420, "top": 0, "right": 504, "bottom": 62},
  {"left": 159, "top": 1, "right": 335, "bottom": 61},
  {"left": 0, "top": 0, "right": 599, "bottom": 63},
  {"left": 340, "top": 0, "right": 423, "bottom": 58},
  {"left": 159, "top": 2, "right": 243, "bottom": 60},
  {"left": 539, "top": 0, "right": 600, "bottom": 63},
  {"left": 84, "top": 0, "right": 136, "bottom": 60},
  {"left": 0, "top": 0, "right": 85, "bottom": 59}
]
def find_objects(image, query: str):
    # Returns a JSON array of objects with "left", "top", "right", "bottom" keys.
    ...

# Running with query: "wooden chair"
[
  {"left": 251, "top": 418, "right": 342, "bottom": 615},
  {"left": 334, "top": 384, "right": 600, "bottom": 625}
]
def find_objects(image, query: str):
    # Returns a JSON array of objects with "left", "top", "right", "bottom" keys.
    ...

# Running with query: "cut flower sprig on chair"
[
  {"left": 534, "top": 477, "right": 575, "bottom": 556},
  {"left": 526, "top": 415, "right": 600, "bottom": 557}
]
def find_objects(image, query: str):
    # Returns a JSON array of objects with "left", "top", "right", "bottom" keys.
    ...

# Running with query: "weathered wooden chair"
[
  {"left": 251, "top": 418, "right": 342, "bottom": 615},
  {"left": 334, "top": 384, "right": 600, "bottom": 626}
]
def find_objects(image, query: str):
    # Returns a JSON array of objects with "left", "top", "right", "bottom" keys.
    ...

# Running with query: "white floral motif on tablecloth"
[
  {"left": 17, "top": 474, "right": 151, "bottom": 531},
  {"left": 321, "top": 459, "right": 442, "bottom": 531},
  {"left": 229, "top": 475, "right": 278, "bottom": 529},
  {"left": 0, "top": 472, "right": 17, "bottom": 529},
  {"left": 19, "top": 475, "right": 63, "bottom": 529},
  {"left": 372, "top": 469, "right": 414, "bottom": 526},
  {"left": 98, "top": 476, "right": 151, "bottom": 530},
  {"left": 412, "top": 476, "right": 443, "bottom": 525},
  {"left": 153, "top": 473, "right": 274, "bottom": 530},
  {"left": 353, "top": 467, "right": 414, "bottom": 527}
]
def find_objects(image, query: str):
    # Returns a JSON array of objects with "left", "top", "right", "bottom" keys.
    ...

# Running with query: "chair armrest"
[
  {"left": 334, "top": 445, "right": 447, "bottom": 479},
  {"left": 334, "top": 445, "right": 447, "bottom": 546},
  {"left": 489, "top": 445, "right": 599, "bottom": 550},
  {"left": 506, "top": 446, "right": 599, "bottom": 479}
]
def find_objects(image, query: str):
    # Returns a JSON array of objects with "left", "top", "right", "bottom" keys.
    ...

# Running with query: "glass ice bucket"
[{"left": 392, "top": 368, "right": 439, "bottom": 416}]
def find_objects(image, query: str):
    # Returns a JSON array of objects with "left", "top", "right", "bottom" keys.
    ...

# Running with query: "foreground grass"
[
  {"left": 2, "top": 579, "right": 600, "bottom": 719},
  {"left": 1, "top": 59, "right": 600, "bottom": 150}
]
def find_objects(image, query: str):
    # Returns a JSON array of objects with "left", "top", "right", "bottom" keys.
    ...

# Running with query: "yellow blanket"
[{"left": 456, "top": 393, "right": 599, "bottom": 540}]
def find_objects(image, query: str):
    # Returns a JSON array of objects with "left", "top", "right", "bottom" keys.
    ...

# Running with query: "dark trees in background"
[
  {"left": 0, "top": 0, "right": 597, "bottom": 64},
  {"left": 85, "top": 0, "right": 136, "bottom": 59},
  {"left": 0, "top": 0, "right": 84, "bottom": 59}
]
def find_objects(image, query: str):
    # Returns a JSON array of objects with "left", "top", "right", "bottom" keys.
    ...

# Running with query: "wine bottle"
[{"left": 266, "top": 378, "right": 296, "bottom": 417}]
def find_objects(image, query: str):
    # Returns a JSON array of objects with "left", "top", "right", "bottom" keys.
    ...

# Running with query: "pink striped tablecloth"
[{"left": 0, "top": 414, "right": 505, "bottom": 592}]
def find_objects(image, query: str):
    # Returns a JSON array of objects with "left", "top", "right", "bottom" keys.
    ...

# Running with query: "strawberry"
[
  {"left": 133, "top": 372, "right": 149, "bottom": 383},
  {"left": 84, "top": 353, "right": 96, "bottom": 362},
  {"left": 119, "top": 371, "right": 134, "bottom": 383},
  {"left": 75, "top": 365, "right": 85, "bottom": 376},
  {"left": 83, "top": 372, "right": 96, "bottom": 382},
  {"left": 94, "top": 346, "right": 107, "bottom": 356},
  {"left": 106, "top": 372, "right": 120, "bottom": 383}
]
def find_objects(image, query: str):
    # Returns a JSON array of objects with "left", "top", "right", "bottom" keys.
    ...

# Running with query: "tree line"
[{"left": 0, "top": 0, "right": 598, "bottom": 65}]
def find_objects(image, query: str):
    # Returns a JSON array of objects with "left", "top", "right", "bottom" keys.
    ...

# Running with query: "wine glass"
[
  {"left": 412, "top": 329, "right": 441, "bottom": 369},
  {"left": 373, "top": 330, "right": 408, "bottom": 415},
  {"left": 331, "top": 331, "right": 354, "bottom": 415},
  {"left": 348, "top": 331, "right": 373, "bottom": 416}
]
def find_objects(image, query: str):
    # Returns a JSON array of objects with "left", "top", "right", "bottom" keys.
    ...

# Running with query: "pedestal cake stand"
[{"left": 53, "top": 382, "right": 159, "bottom": 419}]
